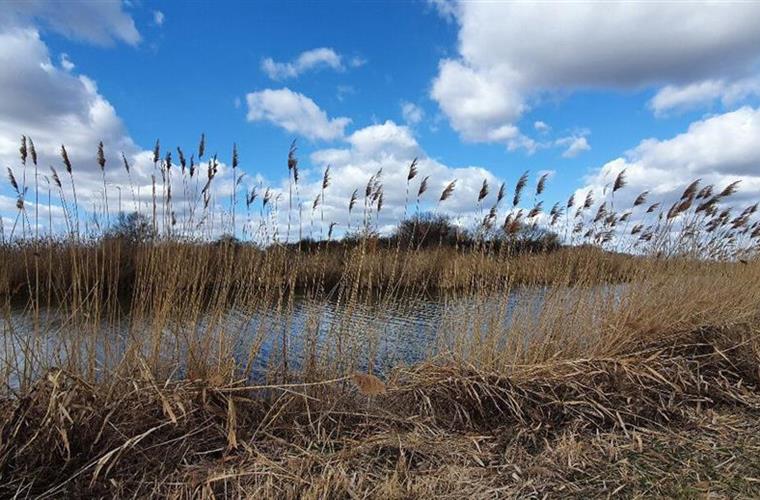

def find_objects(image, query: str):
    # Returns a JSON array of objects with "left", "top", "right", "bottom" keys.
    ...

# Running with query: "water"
[
  {"left": 2, "top": 286, "right": 552, "bottom": 386},
  {"left": 221, "top": 289, "right": 527, "bottom": 377}
]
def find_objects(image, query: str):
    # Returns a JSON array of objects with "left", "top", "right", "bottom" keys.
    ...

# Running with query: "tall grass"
[{"left": 1, "top": 136, "right": 759, "bottom": 497}]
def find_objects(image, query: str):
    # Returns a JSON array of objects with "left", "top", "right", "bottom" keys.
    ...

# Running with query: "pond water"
[{"left": 2, "top": 286, "right": 559, "bottom": 387}]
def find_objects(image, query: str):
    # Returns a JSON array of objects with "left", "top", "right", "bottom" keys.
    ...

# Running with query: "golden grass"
[
  {"left": 1, "top": 242, "right": 758, "bottom": 497},
  {"left": 1, "top": 137, "right": 759, "bottom": 497}
]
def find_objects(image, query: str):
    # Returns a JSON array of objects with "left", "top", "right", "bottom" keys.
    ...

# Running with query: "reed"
[{"left": 0, "top": 136, "right": 759, "bottom": 498}]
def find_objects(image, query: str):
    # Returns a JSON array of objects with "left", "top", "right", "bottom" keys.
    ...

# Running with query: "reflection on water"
[
  {"left": 2, "top": 287, "right": 553, "bottom": 386},
  {"left": 218, "top": 288, "right": 532, "bottom": 378}
]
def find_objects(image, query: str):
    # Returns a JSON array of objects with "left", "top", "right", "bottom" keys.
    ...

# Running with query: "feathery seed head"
[
  {"left": 478, "top": 179, "right": 489, "bottom": 203},
  {"left": 681, "top": 179, "right": 701, "bottom": 200},
  {"left": 697, "top": 184, "right": 713, "bottom": 199},
  {"left": 528, "top": 201, "right": 543, "bottom": 219},
  {"left": 177, "top": 147, "right": 186, "bottom": 174},
  {"left": 613, "top": 169, "right": 627, "bottom": 193},
  {"left": 198, "top": 133, "right": 206, "bottom": 159},
  {"left": 536, "top": 172, "right": 549, "bottom": 196},
  {"left": 97, "top": 141, "right": 106, "bottom": 171},
  {"left": 417, "top": 176, "right": 429, "bottom": 198},
  {"left": 50, "top": 166, "right": 62, "bottom": 188},
  {"left": 19, "top": 136, "right": 27, "bottom": 165},
  {"left": 583, "top": 190, "right": 594, "bottom": 209},
  {"left": 633, "top": 191, "right": 648, "bottom": 207},
  {"left": 246, "top": 186, "right": 257, "bottom": 208},
  {"left": 121, "top": 153, "right": 130, "bottom": 173},
  {"left": 513, "top": 170, "right": 529, "bottom": 207},
  {"left": 349, "top": 189, "right": 358, "bottom": 213},
  {"left": 567, "top": 193, "right": 575, "bottom": 208},
  {"left": 322, "top": 165, "right": 331, "bottom": 190},
  {"left": 719, "top": 180, "right": 741, "bottom": 197},
  {"left": 60, "top": 145, "right": 72, "bottom": 174},
  {"left": 287, "top": 140, "right": 298, "bottom": 173},
  {"left": 7, "top": 167, "right": 19, "bottom": 193},
  {"left": 29, "top": 138, "right": 37, "bottom": 165},
  {"left": 440, "top": 180, "right": 456, "bottom": 202},
  {"left": 407, "top": 158, "right": 418, "bottom": 181},
  {"left": 496, "top": 182, "right": 506, "bottom": 204}
]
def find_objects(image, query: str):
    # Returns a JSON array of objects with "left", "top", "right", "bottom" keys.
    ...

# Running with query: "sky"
[{"left": 2, "top": 0, "right": 760, "bottom": 241}]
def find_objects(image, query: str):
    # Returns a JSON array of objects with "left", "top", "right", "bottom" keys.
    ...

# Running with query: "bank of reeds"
[{"left": 1, "top": 136, "right": 759, "bottom": 497}]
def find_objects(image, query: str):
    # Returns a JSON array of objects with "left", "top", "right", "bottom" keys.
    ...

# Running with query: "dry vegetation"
[{"left": 1, "top": 136, "right": 759, "bottom": 498}]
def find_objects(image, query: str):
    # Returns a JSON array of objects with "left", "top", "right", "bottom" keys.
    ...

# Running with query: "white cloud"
[
  {"left": 245, "top": 88, "right": 351, "bottom": 141},
  {"left": 578, "top": 107, "right": 760, "bottom": 217},
  {"left": 534, "top": 121, "right": 550, "bottom": 133},
  {"left": 557, "top": 135, "right": 591, "bottom": 158},
  {"left": 0, "top": 0, "right": 140, "bottom": 46},
  {"left": 401, "top": 102, "right": 424, "bottom": 126},
  {"left": 347, "top": 121, "right": 418, "bottom": 159},
  {"left": 0, "top": 29, "right": 135, "bottom": 164},
  {"left": 427, "top": 0, "right": 459, "bottom": 23},
  {"left": 432, "top": 2, "right": 760, "bottom": 147},
  {"left": 297, "top": 120, "right": 506, "bottom": 238},
  {"left": 0, "top": 27, "right": 242, "bottom": 239},
  {"left": 431, "top": 58, "right": 525, "bottom": 143},
  {"left": 261, "top": 48, "right": 345, "bottom": 80},
  {"left": 153, "top": 10, "right": 165, "bottom": 27},
  {"left": 650, "top": 78, "right": 760, "bottom": 116},
  {"left": 59, "top": 53, "right": 74, "bottom": 72}
]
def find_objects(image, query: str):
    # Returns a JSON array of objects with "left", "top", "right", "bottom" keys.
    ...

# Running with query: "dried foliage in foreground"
[
  {"left": 1, "top": 137, "right": 760, "bottom": 497},
  {"left": 1, "top": 323, "right": 759, "bottom": 498}
]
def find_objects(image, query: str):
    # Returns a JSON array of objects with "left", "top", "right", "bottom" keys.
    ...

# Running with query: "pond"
[{"left": 2, "top": 285, "right": 560, "bottom": 388}]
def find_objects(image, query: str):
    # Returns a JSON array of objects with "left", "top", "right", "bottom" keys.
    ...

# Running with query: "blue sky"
[{"left": 2, "top": 1, "right": 760, "bottom": 240}]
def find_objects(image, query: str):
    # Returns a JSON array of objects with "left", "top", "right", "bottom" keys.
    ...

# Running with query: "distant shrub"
[
  {"left": 106, "top": 212, "right": 155, "bottom": 243},
  {"left": 394, "top": 213, "right": 461, "bottom": 248}
]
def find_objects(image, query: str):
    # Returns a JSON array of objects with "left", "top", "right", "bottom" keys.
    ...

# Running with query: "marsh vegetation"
[{"left": 1, "top": 136, "right": 759, "bottom": 497}]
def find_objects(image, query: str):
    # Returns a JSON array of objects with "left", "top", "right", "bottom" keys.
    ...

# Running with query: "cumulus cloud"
[
  {"left": 401, "top": 102, "right": 424, "bottom": 126},
  {"left": 261, "top": 48, "right": 345, "bottom": 80},
  {"left": 427, "top": 0, "right": 459, "bottom": 22},
  {"left": 0, "top": 0, "right": 140, "bottom": 46},
  {"left": 650, "top": 78, "right": 760, "bottom": 116},
  {"left": 0, "top": 27, "right": 242, "bottom": 238},
  {"left": 533, "top": 121, "right": 550, "bottom": 133},
  {"left": 0, "top": 29, "right": 135, "bottom": 168},
  {"left": 246, "top": 88, "right": 351, "bottom": 141},
  {"left": 557, "top": 135, "right": 591, "bottom": 158},
  {"left": 297, "top": 120, "right": 506, "bottom": 238},
  {"left": 432, "top": 2, "right": 760, "bottom": 146},
  {"left": 577, "top": 107, "right": 760, "bottom": 223},
  {"left": 59, "top": 53, "right": 74, "bottom": 72}
]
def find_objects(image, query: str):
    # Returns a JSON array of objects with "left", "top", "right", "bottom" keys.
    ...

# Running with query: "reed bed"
[{"left": 1, "top": 136, "right": 759, "bottom": 497}]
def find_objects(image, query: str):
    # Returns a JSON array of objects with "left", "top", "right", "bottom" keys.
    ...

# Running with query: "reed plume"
[
  {"left": 439, "top": 180, "right": 456, "bottom": 203},
  {"left": 513, "top": 171, "right": 529, "bottom": 207}
]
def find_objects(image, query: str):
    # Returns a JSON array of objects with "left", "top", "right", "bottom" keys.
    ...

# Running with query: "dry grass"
[
  {"left": 1, "top": 137, "right": 760, "bottom": 497},
  {"left": 1, "top": 321, "right": 758, "bottom": 497}
]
